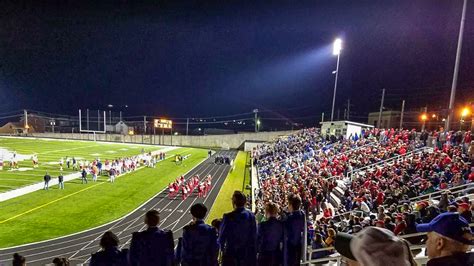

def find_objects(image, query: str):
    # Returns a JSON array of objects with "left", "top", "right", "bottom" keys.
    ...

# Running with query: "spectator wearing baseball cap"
[
  {"left": 416, "top": 212, "right": 474, "bottom": 266},
  {"left": 334, "top": 226, "right": 416, "bottom": 266}
]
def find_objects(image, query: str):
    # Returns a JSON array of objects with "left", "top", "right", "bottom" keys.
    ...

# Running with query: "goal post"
[{"left": 79, "top": 109, "right": 107, "bottom": 141}]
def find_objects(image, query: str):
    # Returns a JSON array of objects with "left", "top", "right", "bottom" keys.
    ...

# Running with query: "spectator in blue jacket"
[
  {"left": 90, "top": 231, "right": 128, "bottom": 266},
  {"left": 179, "top": 203, "right": 218, "bottom": 266},
  {"left": 130, "top": 210, "right": 174, "bottom": 266},
  {"left": 284, "top": 194, "right": 305, "bottom": 266},
  {"left": 257, "top": 202, "right": 283, "bottom": 266},
  {"left": 219, "top": 191, "right": 257, "bottom": 266}
]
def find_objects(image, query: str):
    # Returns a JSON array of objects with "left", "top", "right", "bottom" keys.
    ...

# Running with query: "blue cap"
[{"left": 416, "top": 212, "right": 473, "bottom": 245}]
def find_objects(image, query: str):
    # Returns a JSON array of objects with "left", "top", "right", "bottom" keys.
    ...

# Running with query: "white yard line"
[{"left": 0, "top": 146, "right": 179, "bottom": 202}]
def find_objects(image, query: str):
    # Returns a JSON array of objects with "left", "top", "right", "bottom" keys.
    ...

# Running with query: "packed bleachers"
[{"left": 253, "top": 127, "right": 474, "bottom": 264}]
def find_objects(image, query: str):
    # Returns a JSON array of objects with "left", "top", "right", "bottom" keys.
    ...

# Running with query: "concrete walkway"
[{"left": 0, "top": 146, "right": 178, "bottom": 202}]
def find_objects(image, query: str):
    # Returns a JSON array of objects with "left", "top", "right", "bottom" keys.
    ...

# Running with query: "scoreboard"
[{"left": 154, "top": 119, "right": 173, "bottom": 129}]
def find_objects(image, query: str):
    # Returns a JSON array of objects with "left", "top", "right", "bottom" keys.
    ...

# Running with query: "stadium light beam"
[{"left": 331, "top": 38, "right": 342, "bottom": 121}]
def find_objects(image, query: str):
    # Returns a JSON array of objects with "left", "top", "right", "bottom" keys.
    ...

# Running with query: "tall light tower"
[
  {"left": 446, "top": 0, "right": 468, "bottom": 131},
  {"left": 331, "top": 38, "right": 342, "bottom": 121}
]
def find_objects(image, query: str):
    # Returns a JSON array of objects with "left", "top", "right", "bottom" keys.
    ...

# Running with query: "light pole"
[
  {"left": 331, "top": 38, "right": 342, "bottom": 121},
  {"left": 446, "top": 0, "right": 468, "bottom": 131},
  {"left": 50, "top": 120, "right": 56, "bottom": 133}
]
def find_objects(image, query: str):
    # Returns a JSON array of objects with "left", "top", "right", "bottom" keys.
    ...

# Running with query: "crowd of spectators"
[
  {"left": 10, "top": 128, "right": 474, "bottom": 266},
  {"left": 253, "top": 127, "right": 474, "bottom": 264}
]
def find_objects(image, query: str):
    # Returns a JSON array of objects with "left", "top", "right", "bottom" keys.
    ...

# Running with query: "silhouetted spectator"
[
  {"left": 90, "top": 231, "right": 128, "bottom": 266},
  {"left": 257, "top": 202, "right": 283, "bottom": 266},
  {"left": 179, "top": 203, "right": 218, "bottom": 266},
  {"left": 52, "top": 257, "right": 70, "bottom": 266},
  {"left": 130, "top": 210, "right": 174, "bottom": 266},
  {"left": 219, "top": 191, "right": 257, "bottom": 266},
  {"left": 12, "top": 253, "right": 25, "bottom": 266},
  {"left": 284, "top": 194, "right": 305, "bottom": 266}
]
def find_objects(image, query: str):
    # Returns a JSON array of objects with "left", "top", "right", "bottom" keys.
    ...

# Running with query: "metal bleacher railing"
[
  {"left": 301, "top": 180, "right": 474, "bottom": 265},
  {"left": 345, "top": 146, "right": 433, "bottom": 178}
]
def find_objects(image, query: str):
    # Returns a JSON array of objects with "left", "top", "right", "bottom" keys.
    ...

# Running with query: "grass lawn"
[
  {"left": 206, "top": 151, "right": 251, "bottom": 223},
  {"left": 0, "top": 137, "right": 164, "bottom": 192},
  {"left": 0, "top": 147, "right": 207, "bottom": 248}
]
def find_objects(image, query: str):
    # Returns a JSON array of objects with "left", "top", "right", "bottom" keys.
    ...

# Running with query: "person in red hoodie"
[
  {"left": 376, "top": 191, "right": 385, "bottom": 208},
  {"left": 393, "top": 214, "right": 407, "bottom": 235}
]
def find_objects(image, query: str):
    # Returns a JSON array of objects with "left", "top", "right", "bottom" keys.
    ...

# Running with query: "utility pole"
[
  {"left": 422, "top": 106, "right": 428, "bottom": 131},
  {"left": 337, "top": 109, "right": 340, "bottom": 121},
  {"left": 87, "top": 109, "right": 90, "bottom": 130},
  {"left": 321, "top": 112, "right": 324, "bottom": 123},
  {"left": 377, "top": 88, "right": 385, "bottom": 128},
  {"left": 347, "top": 99, "right": 350, "bottom": 120},
  {"left": 186, "top": 118, "right": 189, "bottom": 136},
  {"left": 79, "top": 109, "right": 82, "bottom": 132},
  {"left": 143, "top": 116, "right": 146, "bottom": 144},
  {"left": 446, "top": 0, "right": 468, "bottom": 131},
  {"left": 399, "top": 100, "right": 405, "bottom": 130},
  {"left": 23, "top": 110, "right": 28, "bottom": 133},
  {"left": 119, "top": 111, "right": 122, "bottom": 122}
]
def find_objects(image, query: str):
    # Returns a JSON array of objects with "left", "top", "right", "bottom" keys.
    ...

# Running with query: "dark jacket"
[
  {"left": 285, "top": 210, "right": 305, "bottom": 247},
  {"left": 129, "top": 227, "right": 174, "bottom": 266},
  {"left": 180, "top": 220, "right": 218, "bottom": 266},
  {"left": 90, "top": 248, "right": 129, "bottom": 266},
  {"left": 284, "top": 210, "right": 305, "bottom": 266},
  {"left": 218, "top": 207, "right": 257, "bottom": 266},
  {"left": 44, "top": 175, "right": 51, "bottom": 182},
  {"left": 427, "top": 252, "right": 474, "bottom": 266},
  {"left": 257, "top": 217, "right": 283, "bottom": 253}
]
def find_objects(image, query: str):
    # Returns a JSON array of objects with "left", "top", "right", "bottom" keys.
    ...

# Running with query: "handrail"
[
  {"left": 410, "top": 182, "right": 474, "bottom": 202},
  {"left": 346, "top": 146, "right": 431, "bottom": 177},
  {"left": 327, "top": 182, "right": 474, "bottom": 221}
]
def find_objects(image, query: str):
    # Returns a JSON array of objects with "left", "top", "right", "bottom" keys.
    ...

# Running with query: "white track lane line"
[{"left": 79, "top": 158, "right": 219, "bottom": 264}]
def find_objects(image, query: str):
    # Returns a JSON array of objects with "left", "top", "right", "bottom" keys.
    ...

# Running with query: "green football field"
[
  {"left": 0, "top": 137, "right": 208, "bottom": 247},
  {"left": 0, "top": 137, "right": 163, "bottom": 192}
]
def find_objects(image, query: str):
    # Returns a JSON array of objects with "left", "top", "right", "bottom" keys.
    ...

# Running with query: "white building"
[
  {"left": 320, "top": 120, "right": 374, "bottom": 139},
  {"left": 106, "top": 121, "right": 130, "bottom": 135}
]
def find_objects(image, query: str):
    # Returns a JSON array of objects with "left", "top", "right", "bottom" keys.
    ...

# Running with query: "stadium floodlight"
[
  {"left": 333, "top": 38, "right": 342, "bottom": 56},
  {"left": 420, "top": 114, "right": 428, "bottom": 121},
  {"left": 461, "top": 107, "right": 470, "bottom": 117},
  {"left": 331, "top": 38, "right": 343, "bottom": 121}
]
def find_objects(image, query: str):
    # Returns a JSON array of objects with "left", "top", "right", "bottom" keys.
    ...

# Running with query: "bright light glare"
[
  {"left": 461, "top": 107, "right": 470, "bottom": 117},
  {"left": 333, "top": 38, "right": 342, "bottom": 55}
]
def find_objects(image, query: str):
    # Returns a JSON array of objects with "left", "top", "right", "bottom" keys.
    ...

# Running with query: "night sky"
[{"left": 1, "top": 1, "right": 473, "bottom": 123}]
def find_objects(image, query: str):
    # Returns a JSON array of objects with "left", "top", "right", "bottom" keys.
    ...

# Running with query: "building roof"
[{"left": 320, "top": 120, "right": 374, "bottom": 128}]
